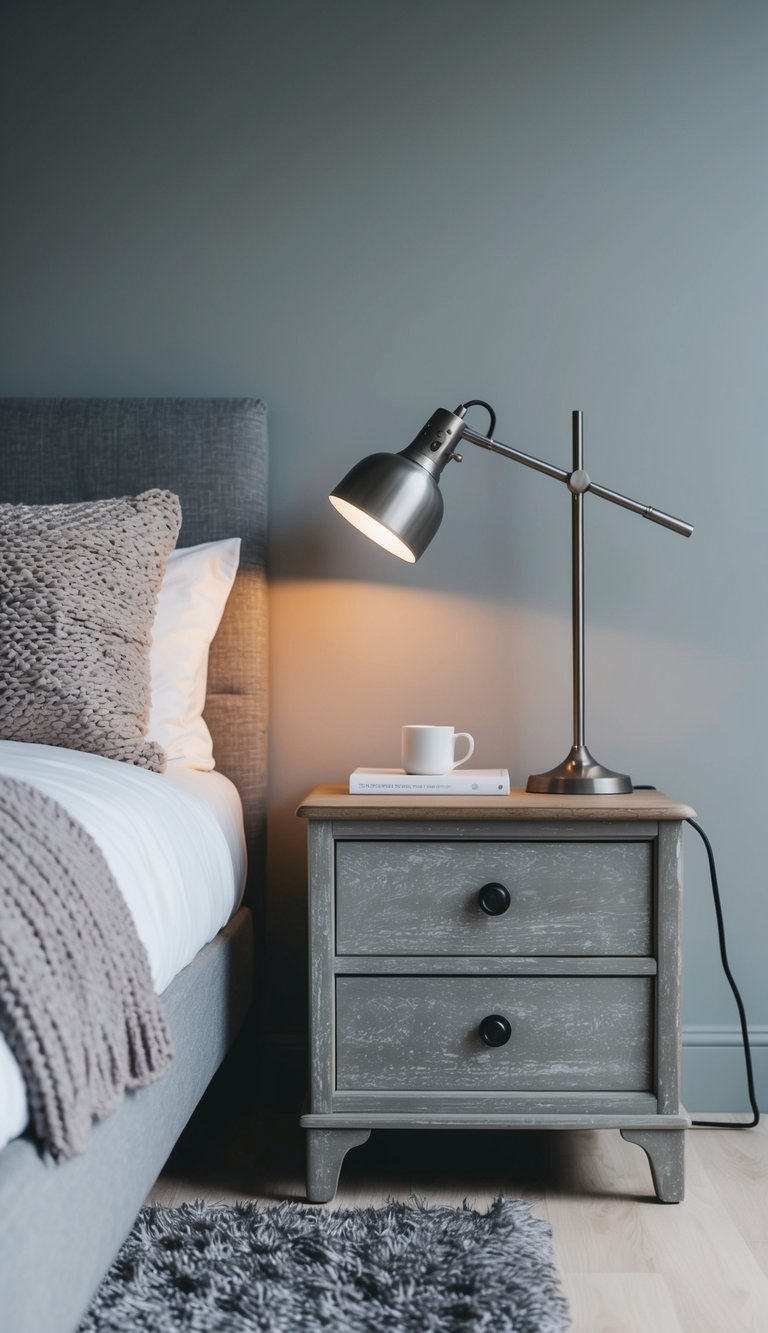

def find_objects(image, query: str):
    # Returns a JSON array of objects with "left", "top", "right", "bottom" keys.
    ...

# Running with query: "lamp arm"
[
  {"left": 460, "top": 424, "right": 570, "bottom": 483},
  {"left": 459, "top": 424, "right": 693, "bottom": 538}
]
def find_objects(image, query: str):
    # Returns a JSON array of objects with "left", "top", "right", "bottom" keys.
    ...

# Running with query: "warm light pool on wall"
[{"left": 330, "top": 401, "right": 693, "bottom": 796}]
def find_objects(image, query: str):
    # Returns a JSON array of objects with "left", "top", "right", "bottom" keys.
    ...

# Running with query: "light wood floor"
[{"left": 149, "top": 1114, "right": 768, "bottom": 1332}]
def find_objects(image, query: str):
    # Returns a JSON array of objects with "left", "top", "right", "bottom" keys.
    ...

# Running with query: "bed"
[{"left": 0, "top": 397, "right": 267, "bottom": 1333}]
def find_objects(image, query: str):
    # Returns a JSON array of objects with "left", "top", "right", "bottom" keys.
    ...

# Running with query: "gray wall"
[{"left": 2, "top": 0, "right": 765, "bottom": 1109}]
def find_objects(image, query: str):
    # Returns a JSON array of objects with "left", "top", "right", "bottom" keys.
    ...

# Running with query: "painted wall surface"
[{"left": 1, "top": 0, "right": 766, "bottom": 1107}]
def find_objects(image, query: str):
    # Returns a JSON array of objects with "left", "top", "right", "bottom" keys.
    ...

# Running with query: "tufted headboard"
[{"left": 0, "top": 397, "right": 268, "bottom": 896}]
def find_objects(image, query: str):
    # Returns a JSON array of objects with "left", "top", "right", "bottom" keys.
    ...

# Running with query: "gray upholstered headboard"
[{"left": 0, "top": 397, "right": 268, "bottom": 894}]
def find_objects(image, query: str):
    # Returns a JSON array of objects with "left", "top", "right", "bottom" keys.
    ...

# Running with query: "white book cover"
[{"left": 349, "top": 768, "right": 511, "bottom": 795}]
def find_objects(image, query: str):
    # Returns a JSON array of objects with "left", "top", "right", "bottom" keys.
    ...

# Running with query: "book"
[{"left": 349, "top": 768, "right": 511, "bottom": 795}]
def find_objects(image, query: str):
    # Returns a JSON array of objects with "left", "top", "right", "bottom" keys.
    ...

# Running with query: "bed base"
[{"left": 0, "top": 907, "right": 253, "bottom": 1333}]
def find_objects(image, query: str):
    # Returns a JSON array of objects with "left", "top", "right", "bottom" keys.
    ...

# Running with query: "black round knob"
[
  {"left": 479, "top": 1014, "right": 512, "bottom": 1047},
  {"left": 478, "top": 882, "right": 511, "bottom": 916}
]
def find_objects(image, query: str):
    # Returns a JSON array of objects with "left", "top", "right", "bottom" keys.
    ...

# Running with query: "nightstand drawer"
[
  {"left": 336, "top": 841, "right": 652, "bottom": 956},
  {"left": 336, "top": 976, "right": 653, "bottom": 1091}
]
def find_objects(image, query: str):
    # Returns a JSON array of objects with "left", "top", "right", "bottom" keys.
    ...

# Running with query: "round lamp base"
[{"left": 527, "top": 745, "right": 633, "bottom": 796}]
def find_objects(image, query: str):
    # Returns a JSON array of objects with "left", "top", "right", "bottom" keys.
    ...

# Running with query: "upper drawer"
[{"left": 335, "top": 840, "right": 652, "bottom": 956}]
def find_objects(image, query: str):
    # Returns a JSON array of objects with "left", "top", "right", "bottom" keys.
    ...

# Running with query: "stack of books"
[{"left": 349, "top": 768, "right": 511, "bottom": 795}]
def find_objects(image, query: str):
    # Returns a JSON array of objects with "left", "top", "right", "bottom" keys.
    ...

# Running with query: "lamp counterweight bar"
[{"left": 587, "top": 482, "right": 693, "bottom": 537}]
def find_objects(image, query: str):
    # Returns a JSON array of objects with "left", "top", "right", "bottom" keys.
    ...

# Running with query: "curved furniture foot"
[
  {"left": 306, "top": 1128, "right": 371, "bottom": 1203},
  {"left": 620, "top": 1128, "right": 685, "bottom": 1203}
]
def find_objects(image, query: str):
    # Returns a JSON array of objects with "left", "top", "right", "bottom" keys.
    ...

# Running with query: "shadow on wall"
[{"left": 263, "top": 578, "right": 746, "bottom": 1039}]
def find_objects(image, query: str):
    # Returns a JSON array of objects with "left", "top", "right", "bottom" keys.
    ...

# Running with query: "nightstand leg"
[
  {"left": 306, "top": 1128, "right": 371, "bottom": 1203},
  {"left": 620, "top": 1128, "right": 685, "bottom": 1203}
]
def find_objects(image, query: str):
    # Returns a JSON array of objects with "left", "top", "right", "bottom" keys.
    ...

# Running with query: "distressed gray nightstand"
[{"left": 298, "top": 785, "right": 694, "bottom": 1204}]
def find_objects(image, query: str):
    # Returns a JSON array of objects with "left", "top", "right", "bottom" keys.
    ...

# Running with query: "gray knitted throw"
[{"left": 0, "top": 776, "right": 173, "bottom": 1160}]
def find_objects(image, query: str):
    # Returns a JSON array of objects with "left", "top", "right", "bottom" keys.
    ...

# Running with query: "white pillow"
[{"left": 148, "top": 538, "right": 241, "bottom": 770}]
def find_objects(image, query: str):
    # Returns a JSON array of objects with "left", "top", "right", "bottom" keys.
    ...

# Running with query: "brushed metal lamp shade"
[
  {"left": 329, "top": 451, "right": 443, "bottom": 563},
  {"left": 329, "top": 402, "right": 693, "bottom": 796}
]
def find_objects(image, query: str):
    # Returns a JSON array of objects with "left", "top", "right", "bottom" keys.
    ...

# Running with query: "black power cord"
[
  {"left": 460, "top": 398, "right": 497, "bottom": 439},
  {"left": 634, "top": 787, "right": 760, "bottom": 1129}
]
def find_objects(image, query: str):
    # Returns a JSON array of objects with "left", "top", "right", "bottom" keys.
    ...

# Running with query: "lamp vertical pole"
[
  {"left": 572, "top": 410, "right": 585, "bottom": 751},
  {"left": 526, "top": 408, "right": 632, "bottom": 792}
]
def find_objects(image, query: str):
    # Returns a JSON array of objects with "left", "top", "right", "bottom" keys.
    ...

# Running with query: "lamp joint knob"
[{"left": 568, "top": 468, "right": 590, "bottom": 495}]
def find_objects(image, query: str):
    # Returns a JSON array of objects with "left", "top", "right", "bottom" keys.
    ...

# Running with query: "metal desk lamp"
[{"left": 330, "top": 402, "right": 693, "bottom": 795}]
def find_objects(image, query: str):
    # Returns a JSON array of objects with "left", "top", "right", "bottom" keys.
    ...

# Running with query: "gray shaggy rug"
[{"left": 79, "top": 1197, "right": 569, "bottom": 1331}]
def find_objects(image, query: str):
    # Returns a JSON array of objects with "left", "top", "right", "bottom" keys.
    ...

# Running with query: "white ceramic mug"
[{"left": 401, "top": 725, "right": 475, "bottom": 775}]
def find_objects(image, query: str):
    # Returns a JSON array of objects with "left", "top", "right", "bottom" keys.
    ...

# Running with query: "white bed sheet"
[{"left": 0, "top": 740, "right": 247, "bottom": 1153}]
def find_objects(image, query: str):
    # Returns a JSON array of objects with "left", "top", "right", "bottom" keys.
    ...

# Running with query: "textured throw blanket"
[{"left": 0, "top": 777, "right": 173, "bottom": 1160}]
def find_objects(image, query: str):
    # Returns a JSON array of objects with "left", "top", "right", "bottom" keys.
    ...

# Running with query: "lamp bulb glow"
[{"left": 328, "top": 495, "right": 416, "bottom": 562}]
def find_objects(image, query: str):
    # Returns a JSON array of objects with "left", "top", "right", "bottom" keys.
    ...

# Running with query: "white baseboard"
[{"left": 683, "top": 1025, "right": 767, "bottom": 1112}]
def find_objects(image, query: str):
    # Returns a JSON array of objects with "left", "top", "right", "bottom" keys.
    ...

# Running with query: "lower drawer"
[{"left": 336, "top": 976, "right": 653, "bottom": 1092}]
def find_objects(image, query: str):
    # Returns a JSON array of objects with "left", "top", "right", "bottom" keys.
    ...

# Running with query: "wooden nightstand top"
[{"left": 297, "top": 784, "right": 696, "bottom": 822}]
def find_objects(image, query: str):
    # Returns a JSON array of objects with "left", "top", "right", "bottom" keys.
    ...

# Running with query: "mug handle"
[{"left": 453, "top": 732, "right": 475, "bottom": 769}]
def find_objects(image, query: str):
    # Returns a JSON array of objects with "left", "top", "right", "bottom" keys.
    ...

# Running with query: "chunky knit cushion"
[{"left": 0, "top": 490, "right": 181, "bottom": 771}]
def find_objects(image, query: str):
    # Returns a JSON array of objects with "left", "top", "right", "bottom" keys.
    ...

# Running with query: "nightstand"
[{"left": 298, "top": 786, "right": 694, "bottom": 1204}]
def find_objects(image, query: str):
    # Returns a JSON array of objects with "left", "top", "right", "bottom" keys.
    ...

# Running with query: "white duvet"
[{"left": 0, "top": 740, "right": 247, "bottom": 1153}]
